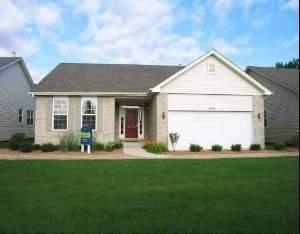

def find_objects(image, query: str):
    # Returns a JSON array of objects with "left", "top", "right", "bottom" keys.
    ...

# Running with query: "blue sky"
[{"left": 0, "top": 0, "right": 298, "bottom": 82}]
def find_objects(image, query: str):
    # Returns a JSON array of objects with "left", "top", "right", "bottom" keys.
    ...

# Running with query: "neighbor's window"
[
  {"left": 208, "top": 63, "right": 216, "bottom": 74},
  {"left": 27, "top": 110, "right": 34, "bottom": 126},
  {"left": 18, "top": 109, "right": 23, "bottom": 123},
  {"left": 53, "top": 98, "right": 68, "bottom": 130},
  {"left": 81, "top": 98, "right": 97, "bottom": 130},
  {"left": 264, "top": 109, "right": 268, "bottom": 128},
  {"left": 139, "top": 111, "right": 143, "bottom": 135}
]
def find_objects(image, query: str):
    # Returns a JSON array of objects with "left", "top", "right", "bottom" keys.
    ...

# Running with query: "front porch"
[
  {"left": 115, "top": 97, "right": 150, "bottom": 142},
  {"left": 114, "top": 94, "right": 168, "bottom": 144}
]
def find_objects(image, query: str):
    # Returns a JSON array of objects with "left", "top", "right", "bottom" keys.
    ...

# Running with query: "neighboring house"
[
  {"left": 0, "top": 57, "right": 35, "bottom": 141},
  {"left": 32, "top": 50, "right": 272, "bottom": 150},
  {"left": 246, "top": 66, "right": 299, "bottom": 143}
]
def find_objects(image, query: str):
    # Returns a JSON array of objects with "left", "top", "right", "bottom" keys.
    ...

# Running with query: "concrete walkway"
[{"left": 123, "top": 141, "right": 169, "bottom": 158}]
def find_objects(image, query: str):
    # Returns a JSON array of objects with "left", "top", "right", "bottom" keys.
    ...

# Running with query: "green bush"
[
  {"left": 8, "top": 133, "right": 26, "bottom": 150},
  {"left": 32, "top": 144, "right": 42, "bottom": 151},
  {"left": 212, "top": 144, "right": 223, "bottom": 151},
  {"left": 273, "top": 143, "right": 287, "bottom": 151},
  {"left": 113, "top": 140, "right": 124, "bottom": 149},
  {"left": 41, "top": 143, "right": 58, "bottom": 152},
  {"left": 231, "top": 144, "right": 241, "bottom": 151},
  {"left": 59, "top": 133, "right": 80, "bottom": 151},
  {"left": 19, "top": 143, "right": 33, "bottom": 153},
  {"left": 250, "top": 144, "right": 261, "bottom": 151},
  {"left": 104, "top": 142, "right": 115, "bottom": 152},
  {"left": 189, "top": 144, "right": 203, "bottom": 152},
  {"left": 93, "top": 142, "right": 105, "bottom": 151},
  {"left": 143, "top": 142, "right": 168, "bottom": 154}
]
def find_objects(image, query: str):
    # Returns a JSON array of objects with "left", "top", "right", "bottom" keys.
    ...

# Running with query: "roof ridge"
[{"left": 58, "top": 62, "right": 185, "bottom": 67}]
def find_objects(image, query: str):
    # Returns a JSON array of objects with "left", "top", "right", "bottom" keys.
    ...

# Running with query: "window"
[
  {"left": 81, "top": 98, "right": 97, "bottom": 130},
  {"left": 18, "top": 109, "right": 23, "bottom": 123},
  {"left": 264, "top": 109, "right": 268, "bottom": 128},
  {"left": 139, "top": 111, "right": 143, "bottom": 135},
  {"left": 208, "top": 63, "right": 216, "bottom": 74},
  {"left": 121, "top": 116, "right": 124, "bottom": 135},
  {"left": 27, "top": 110, "right": 34, "bottom": 126},
  {"left": 53, "top": 98, "right": 68, "bottom": 130}
]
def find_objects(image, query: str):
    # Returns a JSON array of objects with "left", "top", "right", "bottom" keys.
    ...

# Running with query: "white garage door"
[{"left": 168, "top": 111, "right": 253, "bottom": 150}]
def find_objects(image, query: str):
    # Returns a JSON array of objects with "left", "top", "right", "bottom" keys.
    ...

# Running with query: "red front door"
[{"left": 125, "top": 109, "right": 138, "bottom": 138}]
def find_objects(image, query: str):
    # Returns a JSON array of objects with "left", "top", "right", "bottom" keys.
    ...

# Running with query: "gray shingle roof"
[
  {"left": 247, "top": 66, "right": 299, "bottom": 92},
  {"left": 0, "top": 57, "right": 20, "bottom": 69},
  {"left": 33, "top": 63, "right": 184, "bottom": 93}
]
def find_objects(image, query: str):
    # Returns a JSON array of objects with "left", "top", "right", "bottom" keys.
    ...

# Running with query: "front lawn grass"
[{"left": 0, "top": 157, "right": 298, "bottom": 233}]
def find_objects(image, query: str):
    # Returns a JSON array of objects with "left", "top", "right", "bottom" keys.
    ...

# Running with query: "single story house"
[
  {"left": 0, "top": 57, "right": 35, "bottom": 141},
  {"left": 32, "top": 50, "right": 272, "bottom": 150},
  {"left": 246, "top": 66, "right": 299, "bottom": 144}
]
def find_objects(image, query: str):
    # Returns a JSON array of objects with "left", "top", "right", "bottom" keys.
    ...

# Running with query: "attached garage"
[{"left": 168, "top": 94, "right": 254, "bottom": 150}]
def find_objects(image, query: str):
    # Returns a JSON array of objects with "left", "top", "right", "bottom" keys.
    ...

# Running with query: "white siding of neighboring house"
[
  {"left": 160, "top": 55, "right": 261, "bottom": 95},
  {"left": 0, "top": 62, "right": 34, "bottom": 141}
]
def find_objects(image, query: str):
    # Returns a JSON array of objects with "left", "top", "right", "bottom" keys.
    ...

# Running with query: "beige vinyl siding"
[
  {"left": 168, "top": 94, "right": 253, "bottom": 111},
  {"left": 161, "top": 55, "right": 261, "bottom": 95},
  {"left": 0, "top": 62, "right": 34, "bottom": 141},
  {"left": 247, "top": 70, "right": 299, "bottom": 143}
]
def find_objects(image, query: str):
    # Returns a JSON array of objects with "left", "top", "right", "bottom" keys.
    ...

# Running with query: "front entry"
[{"left": 125, "top": 109, "right": 138, "bottom": 138}]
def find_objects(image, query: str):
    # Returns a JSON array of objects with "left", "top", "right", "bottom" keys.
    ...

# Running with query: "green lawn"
[{"left": 0, "top": 158, "right": 298, "bottom": 234}]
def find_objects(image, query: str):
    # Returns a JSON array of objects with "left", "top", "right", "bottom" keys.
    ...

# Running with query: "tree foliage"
[{"left": 275, "top": 58, "right": 299, "bottom": 69}]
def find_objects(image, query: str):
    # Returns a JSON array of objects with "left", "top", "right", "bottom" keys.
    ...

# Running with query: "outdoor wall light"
[
  {"left": 258, "top": 113, "right": 261, "bottom": 120},
  {"left": 162, "top": 112, "right": 166, "bottom": 119}
]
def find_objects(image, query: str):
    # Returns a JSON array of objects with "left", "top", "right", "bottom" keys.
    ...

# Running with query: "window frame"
[
  {"left": 207, "top": 63, "right": 216, "bottom": 74},
  {"left": 18, "top": 109, "right": 23, "bottom": 123},
  {"left": 264, "top": 109, "right": 268, "bottom": 128},
  {"left": 81, "top": 97, "right": 97, "bottom": 131},
  {"left": 26, "top": 110, "right": 34, "bottom": 126},
  {"left": 52, "top": 97, "right": 69, "bottom": 131}
]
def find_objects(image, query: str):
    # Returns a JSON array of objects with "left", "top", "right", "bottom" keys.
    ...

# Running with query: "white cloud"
[
  {"left": 210, "top": 38, "right": 240, "bottom": 55},
  {"left": 0, "top": 0, "right": 27, "bottom": 33},
  {"left": 212, "top": 0, "right": 234, "bottom": 19},
  {"left": 282, "top": 0, "right": 299, "bottom": 10},
  {"left": 59, "top": 0, "right": 203, "bottom": 65},
  {"left": 27, "top": 65, "right": 47, "bottom": 83},
  {"left": 281, "top": 35, "right": 299, "bottom": 48},
  {"left": 34, "top": 3, "right": 62, "bottom": 29}
]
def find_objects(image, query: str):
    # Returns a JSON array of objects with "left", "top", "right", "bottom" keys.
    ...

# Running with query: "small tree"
[{"left": 169, "top": 132, "right": 180, "bottom": 152}]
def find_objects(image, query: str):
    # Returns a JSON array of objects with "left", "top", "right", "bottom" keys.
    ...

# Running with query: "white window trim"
[
  {"left": 81, "top": 97, "right": 97, "bottom": 131},
  {"left": 52, "top": 97, "right": 69, "bottom": 131},
  {"left": 26, "top": 110, "right": 34, "bottom": 126},
  {"left": 207, "top": 63, "right": 216, "bottom": 74}
]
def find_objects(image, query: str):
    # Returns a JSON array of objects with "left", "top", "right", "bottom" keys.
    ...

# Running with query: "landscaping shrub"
[
  {"left": 104, "top": 142, "right": 115, "bottom": 152},
  {"left": 93, "top": 142, "right": 105, "bottom": 151},
  {"left": 273, "top": 143, "right": 287, "bottom": 151},
  {"left": 8, "top": 133, "right": 26, "bottom": 150},
  {"left": 41, "top": 143, "right": 58, "bottom": 152},
  {"left": 0, "top": 141, "right": 9, "bottom": 149},
  {"left": 212, "top": 144, "right": 223, "bottom": 151},
  {"left": 19, "top": 143, "right": 33, "bottom": 153},
  {"left": 113, "top": 140, "right": 123, "bottom": 149},
  {"left": 231, "top": 144, "right": 242, "bottom": 152},
  {"left": 189, "top": 144, "right": 203, "bottom": 152},
  {"left": 32, "top": 144, "right": 42, "bottom": 151},
  {"left": 250, "top": 144, "right": 261, "bottom": 151},
  {"left": 143, "top": 142, "right": 168, "bottom": 154},
  {"left": 169, "top": 132, "right": 180, "bottom": 151},
  {"left": 59, "top": 133, "right": 80, "bottom": 151}
]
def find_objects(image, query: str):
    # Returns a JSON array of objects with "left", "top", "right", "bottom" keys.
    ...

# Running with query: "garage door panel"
[{"left": 168, "top": 111, "right": 253, "bottom": 150}]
